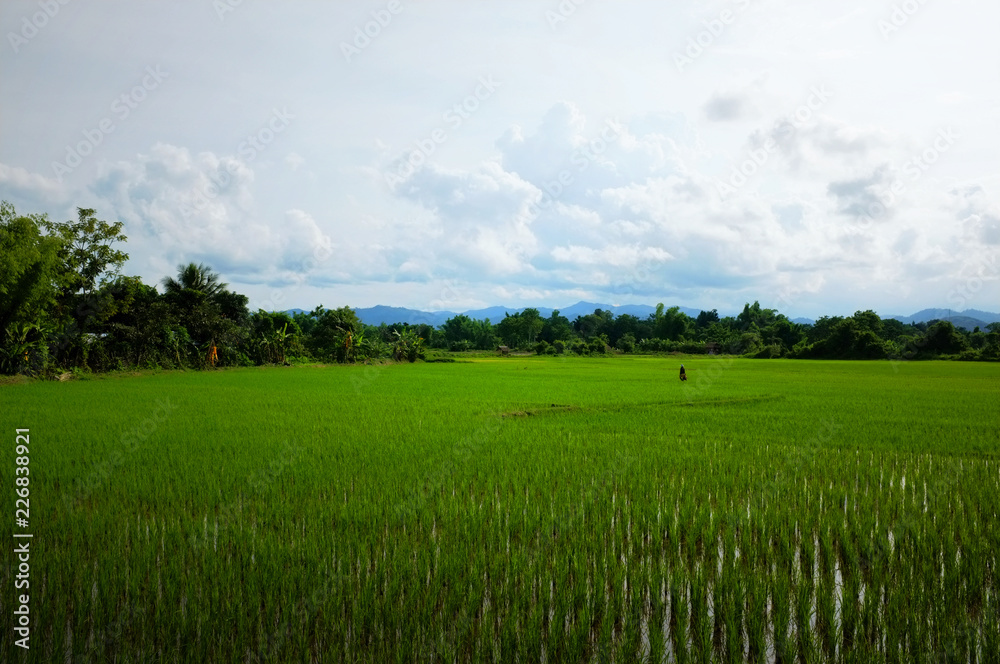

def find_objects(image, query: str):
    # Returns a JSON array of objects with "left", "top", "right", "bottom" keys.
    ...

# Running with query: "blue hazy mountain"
[
  {"left": 283, "top": 304, "right": 998, "bottom": 330},
  {"left": 351, "top": 305, "right": 457, "bottom": 327},
  {"left": 349, "top": 301, "right": 704, "bottom": 326},
  {"left": 888, "top": 308, "right": 999, "bottom": 331}
]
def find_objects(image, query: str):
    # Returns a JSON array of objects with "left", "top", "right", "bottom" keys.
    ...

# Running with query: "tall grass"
[{"left": 1, "top": 358, "right": 997, "bottom": 662}]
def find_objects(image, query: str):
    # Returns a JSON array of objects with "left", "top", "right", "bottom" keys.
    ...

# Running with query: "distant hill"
[
  {"left": 557, "top": 301, "right": 698, "bottom": 319},
  {"left": 352, "top": 305, "right": 456, "bottom": 327},
  {"left": 286, "top": 301, "right": 705, "bottom": 326},
  {"left": 281, "top": 304, "right": 999, "bottom": 331},
  {"left": 457, "top": 302, "right": 701, "bottom": 322},
  {"left": 934, "top": 316, "right": 993, "bottom": 331},
  {"left": 963, "top": 309, "right": 1000, "bottom": 324},
  {"left": 459, "top": 305, "right": 533, "bottom": 322},
  {"left": 888, "top": 308, "right": 999, "bottom": 331}
]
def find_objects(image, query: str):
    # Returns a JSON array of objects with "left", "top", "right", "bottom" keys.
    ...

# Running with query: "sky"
[{"left": 2, "top": 0, "right": 999, "bottom": 319}]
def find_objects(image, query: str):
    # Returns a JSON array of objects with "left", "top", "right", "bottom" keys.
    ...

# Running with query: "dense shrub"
[{"left": 616, "top": 333, "right": 636, "bottom": 354}]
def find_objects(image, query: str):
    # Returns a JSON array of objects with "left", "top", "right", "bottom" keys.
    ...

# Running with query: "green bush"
[
  {"left": 756, "top": 343, "right": 784, "bottom": 359},
  {"left": 638, "top": 338, "right": 673, "bottom": 353},
  {"left": 616, "top": 333, "right": 636, "bottom": 354},
  {"left": 678, "top": 341, "right": 707, "bottom": 355}
]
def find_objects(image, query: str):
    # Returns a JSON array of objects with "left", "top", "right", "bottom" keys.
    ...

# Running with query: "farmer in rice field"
[{"left": 679, "top": 364, "right": 687, "bottom": 381}]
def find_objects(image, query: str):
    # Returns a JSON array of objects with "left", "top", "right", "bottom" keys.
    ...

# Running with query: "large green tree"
[
  {"left": 42, "top": 208, "right": 129, "bottom": 367},
  {"left": 96, "top": 276, "right": 175, "bottom": 370},
  {"left": 574, "top": 308, "right": 613, "bottom": 340},
  {"left": 920, "top": 321, "right": 969, "bottom": 356},
  {"left": 43, "top": 208, "right": 129, "bottom": 299},
  {"left": 306, "top": 305, "right": 361, "bottom": 362},
  {"left": 162, "top": 263, "right": 249, "bottom": 365},
  {"left": 540, "top": 310, "right": 575, "bottom": 344},
  {"left": 0, "top": 202, "right": 63, "bottom": 373},
  {"left": 653, "top": 305, "right": 693, "bottom": 341},
  {"left": 497, "top": 309, "right": 544, "bottom": 349},
  {"left": 248, "top": 310, "right": 302, "bottom": 365},
  {"left": 0, "top": 202, "right": 62, "bottom": 334}
]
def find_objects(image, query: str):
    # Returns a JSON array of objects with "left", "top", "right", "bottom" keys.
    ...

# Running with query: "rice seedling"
[{"left": 1, "top": 357, "right": 997, "bottom": 662}]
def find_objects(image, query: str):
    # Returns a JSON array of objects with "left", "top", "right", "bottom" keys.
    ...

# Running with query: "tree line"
[
  {"left": 2, "top": 202, "right": 997, "bottom": 376},
  {"left": 445, "top": 301, "right": 999, "bottom": 361}
]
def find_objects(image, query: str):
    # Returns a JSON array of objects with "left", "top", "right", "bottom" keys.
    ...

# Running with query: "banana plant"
[
  {"left": 391, "top": 329, "right": 424, "bottom": 363},
  {"left": 1, "top": 321, "right": 48, "bottom": 375},
  {"left": 345, "top": 329, "right": 363, "bottom": 363},
  {"left": 271, "top": 322, "right": 291, "bottom": 364}
]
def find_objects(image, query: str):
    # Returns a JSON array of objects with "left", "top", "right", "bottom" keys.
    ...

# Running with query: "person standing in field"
[{"left": 679, "top": 364, "right": 687, "bottom": 381}]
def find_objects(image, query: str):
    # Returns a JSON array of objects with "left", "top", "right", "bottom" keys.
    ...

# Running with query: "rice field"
[{"left": 3, "top": 357, "right": 999, "bottom": 662}]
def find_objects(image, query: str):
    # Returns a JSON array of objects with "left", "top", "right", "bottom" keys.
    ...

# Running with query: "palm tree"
[
  {"left": 160, "top": 263, "right": 236, "bottom": 366},
  {"left": 161, "top": 263, "right": 227, "bottom": 299}
]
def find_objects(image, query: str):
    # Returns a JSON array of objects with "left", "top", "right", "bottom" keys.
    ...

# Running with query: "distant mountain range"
[
  {"left": 284, "top": 303, "right": 999, "bottom": 331},
  {"left": 887, "top": 308, "right": 1000, "bottom": 331},
  {"left": 355, "top": 302, "right": 699, "bottom": 327}
]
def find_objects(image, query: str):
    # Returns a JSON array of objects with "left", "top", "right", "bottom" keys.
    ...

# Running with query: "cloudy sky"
[{"left": 2, "top": 0, "right": 998, "bottom": 319}]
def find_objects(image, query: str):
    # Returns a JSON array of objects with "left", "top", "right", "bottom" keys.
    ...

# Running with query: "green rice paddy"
[{"left": 3, "top": 357, "right": 999, "bottom": 662}]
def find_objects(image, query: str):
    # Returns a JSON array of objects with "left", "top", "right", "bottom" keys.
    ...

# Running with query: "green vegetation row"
[
  {"left": 2, "top": 358, "right": 998, "bottom": 662},
  {"left": 3, "top": 201, "right": 998, "bottom": 379},
  {"left": 439, "top": 302, "right": 998, "bottom": 362}
]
